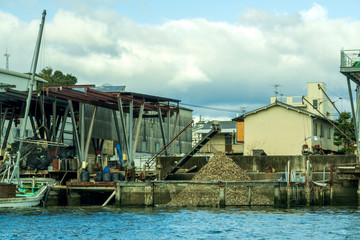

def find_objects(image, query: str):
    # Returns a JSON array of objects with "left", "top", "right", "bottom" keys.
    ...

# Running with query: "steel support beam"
[
  {"left": 52, "top": 100, "right": 57, "bottom": 141},
  {"left": 157, "top": 106, "right": 168, "bottom": 156},
  {"left": 132, "top": 104, "right": 144, "bottom": 160},
  {"left": 39, "top": 97, "right": 50, "bottom": 140},
  {"left": 28, "top": 113, "right": 37, "bottom": 137},
  {"left": 58, "top": 104, "right": 70, "bottom": 143},
  {"left": 356, "top": 87, "right": 360, "bottom": 163},
  {"left": 80, "top": 103, "right": 85, "bottom": 163},
  {"left": 0, "top": 102, "right": 2, "bottom": 147},
  {"left": 129, "top": 100, "right": 134, "bottom": 166},
  {"left": 68, "top": 100, "right": 82, "bottom": 163},
  {"left": 84, "top": 106, "right": 97, "bottom": 162},
  {"left": 167, "top": 107, "right": 171, "bottom": 155},
  {"left": 2, "top": 108, "right": 15, "bottom": 150},
  {"left": 112, "top": 110, "right": 123, "bottom": 157},
  {"left": 117, "top": 98, "right": 130, "bottom": 161}
]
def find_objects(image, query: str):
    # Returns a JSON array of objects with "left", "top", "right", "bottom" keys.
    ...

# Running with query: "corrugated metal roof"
[{"left": 197, "top": 120, "right": 236, "bottom": 133}]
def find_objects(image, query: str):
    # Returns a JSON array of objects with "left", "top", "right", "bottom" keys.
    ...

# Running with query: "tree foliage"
[
  {"left": 38, "top": 67, "right": 77, "bottom": 86},
  {"left": 334, "top": 112, "right": 356, "bottom": 154}
]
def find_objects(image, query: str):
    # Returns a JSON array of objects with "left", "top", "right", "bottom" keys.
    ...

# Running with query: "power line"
[{"left": 180, "top": 103, "right": 241, "bottom": 113}]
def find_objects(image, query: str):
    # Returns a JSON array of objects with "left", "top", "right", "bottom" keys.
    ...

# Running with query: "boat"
[
  {"left": 0, "top": 10, "right": 55, "bottom": 207},
  {"left": 0, "top": 178, "right": 55, "bottom": 207}
]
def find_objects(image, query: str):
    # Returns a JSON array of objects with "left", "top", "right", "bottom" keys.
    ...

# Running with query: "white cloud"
[
  {"left": 1, "top": 4, "right": 359, "bottom": 120},
  {"left": 300, "top": 3, "right": 328, "bottom": 21}
]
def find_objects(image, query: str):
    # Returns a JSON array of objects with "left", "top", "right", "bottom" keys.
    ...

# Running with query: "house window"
[
  {"left": 320, "top": 124, "right": 324, "bottom": 137},
  {"left": 313, "top": 122, "right": 318, "bottom": 136},
  {"left": 313, "top": 100, "right": 318, "bottom": 109},
  {"left": 327, "top": 126, "right": 331, "bottom": 139}
]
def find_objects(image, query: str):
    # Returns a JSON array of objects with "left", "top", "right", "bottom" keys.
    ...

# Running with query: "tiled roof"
[{"left": 232, "top": 100, "right": 331, "bottom": 122}]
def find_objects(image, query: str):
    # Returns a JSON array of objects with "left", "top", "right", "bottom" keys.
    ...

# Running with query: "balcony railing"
[{"left": 341, "top": 49, "right": 360, "bottom": 68}]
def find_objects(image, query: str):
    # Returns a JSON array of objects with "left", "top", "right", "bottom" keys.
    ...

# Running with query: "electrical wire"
[{"left": 180, "top": 103, "right": 242, "bottom": 113}]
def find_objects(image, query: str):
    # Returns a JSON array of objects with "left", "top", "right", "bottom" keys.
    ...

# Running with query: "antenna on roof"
[
  {"left": 4, "top": 46, "right": 10, "bottom": 70},
  {"left": 274, "top": 84, "right": 280, "bottom": 100}
]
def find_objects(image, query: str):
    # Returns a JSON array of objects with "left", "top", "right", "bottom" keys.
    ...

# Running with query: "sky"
[{"left": 1, "top": 0, "right": 359, "bottom": 121}]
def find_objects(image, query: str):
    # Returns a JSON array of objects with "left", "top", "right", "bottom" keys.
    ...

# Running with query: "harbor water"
[{"left": 1, "top": 206, "right": 360, "bottom": 239}]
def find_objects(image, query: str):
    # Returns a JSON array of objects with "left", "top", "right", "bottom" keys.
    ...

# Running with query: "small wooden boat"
[{"left": 0, "top": 178, "right": 55, "bottom": 208}]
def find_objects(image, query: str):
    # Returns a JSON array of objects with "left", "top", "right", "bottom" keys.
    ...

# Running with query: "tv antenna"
[
  {"left": 4, "top": 47, "right": 10, "bottom": 70},
  {"left": 274, "top": 84, "right": 280, "bottom": 100}
]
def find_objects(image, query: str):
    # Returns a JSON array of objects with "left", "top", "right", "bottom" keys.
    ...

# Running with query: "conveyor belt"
[{"left": 163, "top": 122, "right": 221, "bottom": 180}]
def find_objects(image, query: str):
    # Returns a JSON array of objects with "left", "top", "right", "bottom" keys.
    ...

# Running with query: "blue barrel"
[
  {"left": 103, "top": 172, "right": 111, "bottom": 182},
  {"left": 94, "top": 172, "right": 103, "bottom": 182},
  {"left": 81, "top": 171, "right": 90, "bottom": 182},
  {"left": 111, "top": 172, "right": 120, "bottom": 182}
]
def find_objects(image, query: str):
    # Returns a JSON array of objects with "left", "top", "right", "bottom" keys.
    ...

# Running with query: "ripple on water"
[{"left": 0, "top": 206, "right": 360, "bottom": 239}]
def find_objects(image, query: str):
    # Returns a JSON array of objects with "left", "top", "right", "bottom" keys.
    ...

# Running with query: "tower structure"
[
  {"left": 340, "top": 49, "right": 360, "bottom": 162},
  {"left": 4, "top": 48, "right": 10, "bottom": 70}
]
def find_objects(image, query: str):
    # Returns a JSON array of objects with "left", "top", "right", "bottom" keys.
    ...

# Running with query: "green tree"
[
  {"left": 334, "top": 112, "right": 356, "bottom": 154},
  {"left": 38, "top": 67, "right": 77, "bottom": 86}
]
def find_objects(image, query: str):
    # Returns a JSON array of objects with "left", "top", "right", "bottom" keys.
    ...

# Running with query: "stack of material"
[{"left": 167, "top": 152, "right": 272, "bottom": 207}]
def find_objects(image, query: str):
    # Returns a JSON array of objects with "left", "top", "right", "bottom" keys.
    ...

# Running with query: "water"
[{"left": 0, "top": 206, "right": 360, "bottom": 239}]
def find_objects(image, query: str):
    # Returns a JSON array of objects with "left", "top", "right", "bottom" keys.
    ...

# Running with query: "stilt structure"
[{"left": 340, "top": 49, "right": 360, "bottom": 204}]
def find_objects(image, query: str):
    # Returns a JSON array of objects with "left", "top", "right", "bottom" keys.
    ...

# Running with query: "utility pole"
[{"left": 4, "top": 48, "right": 10, "bottom": 70}]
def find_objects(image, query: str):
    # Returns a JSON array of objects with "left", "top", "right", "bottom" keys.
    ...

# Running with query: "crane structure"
[{"left": 340, "top": 49, "right": 360, "bottom": 162}]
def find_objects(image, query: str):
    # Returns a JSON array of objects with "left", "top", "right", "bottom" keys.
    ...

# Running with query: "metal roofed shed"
[{"left": 0, "top": 85, "right": 193, "bottom": 176}]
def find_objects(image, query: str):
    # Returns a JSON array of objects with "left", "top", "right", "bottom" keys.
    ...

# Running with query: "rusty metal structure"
[{"left": 0, "top": 85, "right": 182, "bottom": 168}]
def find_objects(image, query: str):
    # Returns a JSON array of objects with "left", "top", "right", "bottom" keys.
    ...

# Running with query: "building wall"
[
  {"left": 270, "top": 82, "right": 335, "bottom": 121},
  {"left": 198, "top": 134, "right": 243, "bottom": 154},
  {"left": 85, "top": 106, "right": 193, "bottom": 156},
  {"left": 0, "top": 70, "right": 44, "bottom": 91},
  {"left": 244, "top": 106, "right": 313, "bottom": 156}
]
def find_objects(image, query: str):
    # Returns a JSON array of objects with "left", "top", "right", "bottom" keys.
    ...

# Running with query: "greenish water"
[{"left": 0, "top": 206, "right": 359, "bottom": 239}]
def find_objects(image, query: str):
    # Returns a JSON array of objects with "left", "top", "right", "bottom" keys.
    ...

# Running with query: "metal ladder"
[{"left": 163, "top": 121, "right": 221, "bottom": 180}]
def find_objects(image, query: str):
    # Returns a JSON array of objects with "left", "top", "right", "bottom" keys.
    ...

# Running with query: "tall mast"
[
  {"left": 10, "top": 10, "right": 46, "bottom": 182},
  {"left": 4, "top": 48, "right": 10, "bottom": 70}
]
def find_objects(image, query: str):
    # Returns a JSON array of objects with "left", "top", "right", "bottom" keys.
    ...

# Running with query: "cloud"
[
  {"left": 0, "top": 4, "right": 359, "bottom": 120},
  {"left": 300, "top": 3, "right": 328, "bottom": 21}
]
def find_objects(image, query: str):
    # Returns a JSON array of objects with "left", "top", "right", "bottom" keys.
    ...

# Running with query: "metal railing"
[{"left": 340, "top": 49, "right": 360, "bottom": 68}]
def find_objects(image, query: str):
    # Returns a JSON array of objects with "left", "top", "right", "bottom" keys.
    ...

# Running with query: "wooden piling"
[
  {"left": 248, "top": 186, "right": 252, "bottom": 206},
  {"left": 305, "top": 160, "right": 311, "bottom": 207},
  {"left": 219, "top": 183, "right": 225, "bottom": 208},
  {"left": 287, "top": 160, "right": 291, "bottom": 208}
]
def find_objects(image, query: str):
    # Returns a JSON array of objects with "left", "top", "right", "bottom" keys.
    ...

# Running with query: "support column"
[
  {"left": 248, "top": 186, "right": 252, "bottom": 206},
  {"left": 157, "top": 106, "right": 168, "bottom": 156},
  {"left": 2, "top": 108, "right": 14, "bottom": 150},
  {"left": 305, "top": 160, "right": 311, "bottom": 207},
  {"left": 68, "top": 100, "right": 81, "bottom": 166},
  {"left": 129, "top": 100, "right": 134, "bottom": 167},
  {"left": 58, "top": 104, "right": 70, "bottom": 143},
  {"left": 117, "top": 98, "right": 130, "bottom": 163},
  {"left": 287, "top": 160, "right": 291, "bottom": 208},
  {"left": 52, "top": 100, "right": 57, "bottom": 141},
  {"left": 0, "top": 102, "right": 2, "bottom": 147},
  {"left": 80, "top": 103, "right": 85, "bottom": 164},
  {"left": 132, "top": 104, "right": 144, "bottom": 160},
  {"left": 84, "top": 106, "right": 97, "bottom": 163}
]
